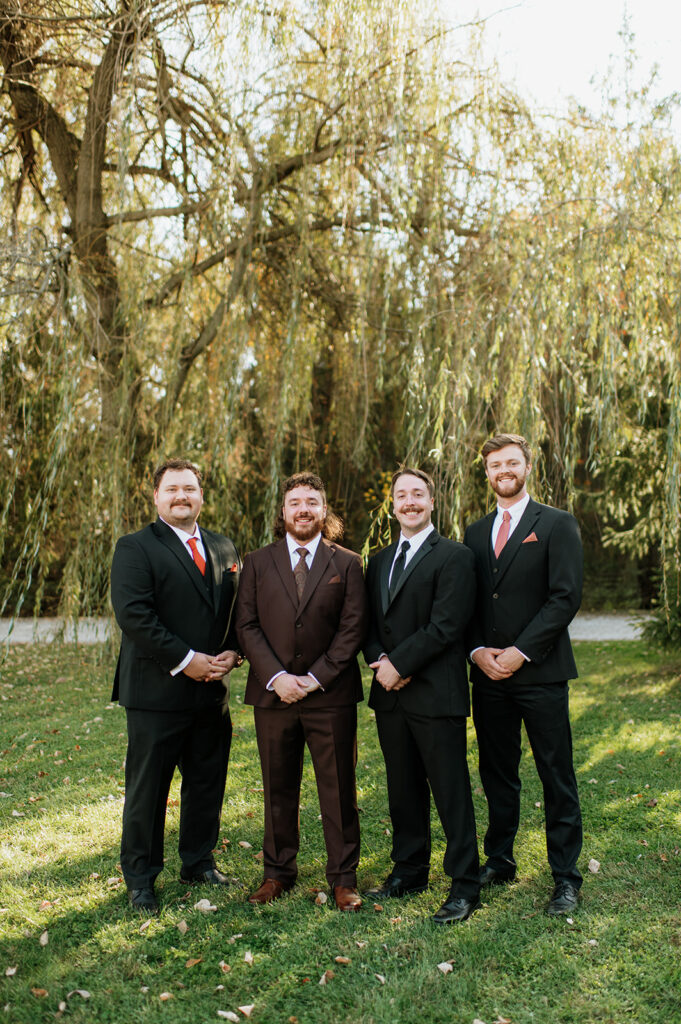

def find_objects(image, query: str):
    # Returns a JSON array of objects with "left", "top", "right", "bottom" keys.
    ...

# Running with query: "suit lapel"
[
  {"left": 153, "top": 519, "right": 213, "bottom": 608},
  {"left": 297, "top": 538, "right": 334, "bottom": 614},
  {"left": 493, "top": 499, "right": 541, "bottom": 586},
  {"left": 201, "top": 529, "right": 222, "bottom": 614},
  {"left": 386, "top": 530, "right": 439, "bottom": 607},
  {"left": 380, "top": 542, "right": 398, "bottom": 614},
  {"left": 272, "top": 539, "right": 300, "bottom": 610}
]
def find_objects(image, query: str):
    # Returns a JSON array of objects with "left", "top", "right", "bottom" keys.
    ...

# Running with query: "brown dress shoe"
[
  {"left": 334, "top": 886, "right": 362, "bottom": 912},
  {"left": 248, "top": 878, "right": 287, "bottom": 904}
]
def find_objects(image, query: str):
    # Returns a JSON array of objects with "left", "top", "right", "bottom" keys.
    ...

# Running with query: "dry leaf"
[
  {"left": 39, "top": 930, "right": 48, "bottom": 947},
  {"left": 177, "top": 920, "right": 188, "bottom": 935},
  {"left": 334, "top": 956, "right": 350, "bottom": 965},
  {"left": 217, "top": 1012, "right": 239, "bottom": 1021},
  {"left": 588, "top": 858, "right": 600, "bottom": 874},
  {"left": 159, "top": 992, "right": 173, "bottom": 1001},
  {"left": 254, "top": 851, "right": 264, "bottom": 860},
  {"left": 67, "top": 991, "right": 91, "bottom": 1000},
  {"left": 355, "top": 941, "right": 367, "bottom": 949},
  {"left": 389, "top": 916, "right": 402, "bottom": 924},
  {"left": 139, "top": 919, "right": 152, "bottom": 932},
  {"left": 194, "top": 899, "right": 217, "bottom": 912},
  {"left": 473, "top": 1019, "right": 487, "bottom": 1024},
  {"left": 219, "top": 960, "right": 231, "bottom": 973},
  {"left": 106, "top": 877, "right": 122, "bottom": 887},
  {"left": 5, "top": 967, "right": 17, "bottom": 977},
  {"left": 437, "top": 962, "right": 453, "bottom": 974},
  {"left": 39, "top": 900, "right": 53, "bottom": 909},
  {"left": 588, "top": 939, "right": 598, "bottom": 946},
  {"left": 314, "top": 892, "right": 328, "bottom": 906},
  {"left": 319, "top": 970, "right": 334, "bottom": 985},
  {"left": 373, "top": 903, "right": 383, "bottom": 912},
  {"left": 58, "top": 1001, "right": 67, "bottom": 1012},
  {"left": 238, "top": 841, "right": 252, "bottom": 849},
  {"left": 374, "top": 973, "right": 386, "bottom": 985},
  {"left": 238, "top": 1006, "right": 255, "bottom": 1017},
  {"left": 244, "top": 951, "right": 254, "bottom": 965},
  {"left": 31, "top": 988, "right": 48, "bottom": 998},
  {"left": 140, "top": 986, "right": 149, "bottom": 993},
  {"left": 185, "top": 957, "right": 202, "bottom": 968},
  {"left": 647, "top": 798, "right": 658, "bottom": 807}
]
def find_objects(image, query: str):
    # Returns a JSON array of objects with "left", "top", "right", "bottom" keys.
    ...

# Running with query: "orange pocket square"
[
  {"left": 328, "top": 574, "right": 341, "bottom": 584},
  {"left": 522, "top": 532, "right": 538, "bottom": 544}
]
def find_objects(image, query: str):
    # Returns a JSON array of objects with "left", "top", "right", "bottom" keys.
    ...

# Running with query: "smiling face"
[
  {"left": 392, "top": 473, "right": 434, "bottom": 538},
  {"left": 153, "top": 468, "right": 203, "bottom": 531},
  {"left": 484, "top": 444, "right": 532, "bottom": 506},
  {"left": 282, "top": 485, "right": 327, "bottom": 543}
]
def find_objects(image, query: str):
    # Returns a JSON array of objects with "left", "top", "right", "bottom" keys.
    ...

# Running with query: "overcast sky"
[{"left": 441, "top": 1, "right": 678, "bottom": 122}]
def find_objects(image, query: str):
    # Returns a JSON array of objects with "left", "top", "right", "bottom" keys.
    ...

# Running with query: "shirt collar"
[
  {"left": 495, "top": 493, "right": 530, "bottom": 523},
  {"left": 286, "top": 532, "right": 323, "bottom": 559},
  {"left": 160, "top": 517, "right": 201, "bottom": 544},
  {"left": 397, "top": 522, "right": 435, "bottom": 553}
]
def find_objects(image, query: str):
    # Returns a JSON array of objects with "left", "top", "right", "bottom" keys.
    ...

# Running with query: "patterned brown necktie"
[
  {"left": 293, "top": 546, "right": 309, "bottom": 600},
  {"left": 187, "top": 536, "right": 206, "bottom": 575},
  {"left": 494, "top": 510, "right": 511, "bottom": 559}
]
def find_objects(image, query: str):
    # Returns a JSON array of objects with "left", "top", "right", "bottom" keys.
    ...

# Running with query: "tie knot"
[
  {"left": 400, "top": 540, "right": 410, "bottom": 555},
  {"left": 502, "top": 510, "right": 511, "bottom": 522},
  {"left": 295, "top": 547, "right": 308, "bottom": 561}
]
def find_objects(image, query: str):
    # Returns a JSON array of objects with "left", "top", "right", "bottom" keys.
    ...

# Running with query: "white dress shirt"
[
  {"left": 388, "top": 522, "right": 435, "bottom": 586},
  {"left": 490, "top": 493, "right": 530, "bottom": 551},
  {"left": 267, "top": 532, "right": 324, "bottom": 690},
  {"left": 159, "top": 517, "right": 205, "bottom": 676}
]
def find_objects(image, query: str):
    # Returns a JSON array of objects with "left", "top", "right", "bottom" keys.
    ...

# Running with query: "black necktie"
[{"left": 389, "top": 540, "right": 410, "bottom": 597}]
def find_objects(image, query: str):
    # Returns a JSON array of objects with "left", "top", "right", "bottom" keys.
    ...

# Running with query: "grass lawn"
[{"left": 0, "top": 641, "right": 680, "bottom": 1024}]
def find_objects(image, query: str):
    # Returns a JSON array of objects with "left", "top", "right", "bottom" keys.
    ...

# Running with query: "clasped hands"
[
  {"left": 186, "top": 649, "right": 240, "bottom": 682},
  {"left": 369, "top": 656, "right": 411, "bottom": 691},
  {"left": 472, "top": 646, "right": 524, "bottom": 680},
  {"left": 273, "top": 673, "right": 321, "bottom": 704}
]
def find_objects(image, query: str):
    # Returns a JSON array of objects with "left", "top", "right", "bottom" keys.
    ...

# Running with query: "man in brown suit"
[{"left": 235, "top": 472, "right": 366, "bottom": 911}]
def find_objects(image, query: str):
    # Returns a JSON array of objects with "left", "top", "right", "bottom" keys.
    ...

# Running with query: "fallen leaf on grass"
[
  {"left": 106, "top": 877, "right": 122, "bottom": 887},
  {"left": 11, "top": 810, "right": 25, "bottom": 817},
  {"left": 218, "top": 960, "right": 231, "bottom": 973},
  {"left": 373, "top": 903, "right": 383, "bottom": 912},
  {"left": 238, "top": 841, "right": 252, "bottom": 849},
  {"left": 5, "top": 967, "right": 17, "bottom": 977},
  {"left": 355, "top": 941, "right": 367, "bottom": 949},
  {"left": 159, "top": 992, "right": 173, "bottom": 1001},
  {"left": 185, "top": 957, "right": 202, "bottom": 968},
  {"left": 647, "top": 798, "right": 658, "bottom": 807},
  {"left": 39, "top": 930, "right": 48, "bottom": 947},
  {"left": 177, "top": 920, "right": 188, "bottom": 935},
  {"left": 228, "top": 933, "right": 243, "bottom": 944},
  {"left": 588, "top": 859, "right": 600, "bottom": 874},
  {"left": 58, "top": 1001, "right": 67, "bottom": 1013},
  {"left": 588, "top": 939, "right": 598, "bottom": 946},
  {"left": 39, "top": 900, "right": 53, "bottom": 909},
  {"left": 473, "top": 1019, "right": 487, "bottom": 1024},
  {"left": 194, "top": 899, "right": 217, "bottom": 912},
  {"left": 315, "top": 892, "right": 328, "bottom": 906},
  {"left": 389, "top": 916, "right": 402, "bottom": 924},
  {"left": 254, "top": 851, "right": 264, "bottom": 861},
  {"left": 319, "top": 970, "right": 334, "bottom": 985},
  {"left": 217, "top": 1012, "right": 239, "bottom": 1021},
  {"left": 334, "top": 956, "right": 350, "bottom": 965},
  {"left": 31, "top": 988, "right": 48, "bottom": 998},
  {"left": 437, "top": 962, "right": 453, "bottom": 974},
  {"left": 238, "top": 1006, "right": 255, "bottom": 1017},
  {"left": 67, "top": 990, "right": 90, "bottom": 1000},
  {"left": 374, "top": 973, "right": 386, "bottom": 985},
  {"left": 139, "top": 919, "right": 152, "bottom": 933},
  {"left": 244, "top": 951, "right": 254, "bottom": 965}
]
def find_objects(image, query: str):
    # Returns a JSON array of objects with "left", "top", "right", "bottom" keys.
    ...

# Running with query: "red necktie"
[
  {"left": 187, "top": 537, "right": 206, "bottom": 575},
  {"left": 494, "top": 510, "right": 511, "bottom": 559}
]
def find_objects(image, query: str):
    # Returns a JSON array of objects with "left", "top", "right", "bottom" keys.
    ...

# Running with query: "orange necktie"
[
  {"left": 494, "top": 510, "right": 511, "bottom": 559},
  {"left": 187, "top": 536, "right": 206, "bottom": 575}
]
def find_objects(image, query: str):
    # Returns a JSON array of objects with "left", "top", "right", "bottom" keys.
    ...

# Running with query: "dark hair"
[
  {"left": 153, "top": 458, "right": 203, "bottom": 491},
  {"left": 481, "top": 434, "right": 532, "bottom": 464},
  {"left": 391, "top": 467, "right": 435, "bottom": 498},
  {"left": 273, "top": 472, "right": 344, "bottom": 542}
]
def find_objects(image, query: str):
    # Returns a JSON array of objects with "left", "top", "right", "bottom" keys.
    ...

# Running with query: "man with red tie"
[
  {"left": 464, "top": 434, "right": 584, "bottom": 915},
  {"left": 235, "top": 472, "right": 366, "bottom": 911},
  {"left": 111, "top": 459, "right": 241, "bottom": 914}
]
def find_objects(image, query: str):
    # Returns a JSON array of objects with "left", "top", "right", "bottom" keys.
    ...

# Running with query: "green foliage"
[{"left": 1, "top": 642, "right": 680, "bottom": 1023}]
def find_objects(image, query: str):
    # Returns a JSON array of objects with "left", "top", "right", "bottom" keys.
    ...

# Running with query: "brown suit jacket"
[{"left": 235, "top": 536, "right": 366, "bottom": 708}]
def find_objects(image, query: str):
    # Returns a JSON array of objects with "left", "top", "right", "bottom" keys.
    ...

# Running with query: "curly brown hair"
[{"left": 273, "top": 472, "right": 344, "bottom": 542}]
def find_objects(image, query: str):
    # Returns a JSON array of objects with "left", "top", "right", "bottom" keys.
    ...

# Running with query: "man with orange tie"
[
  {"left": 111, "top": 458, "right": 241, "bottom": 914},
  {"left": 464, "top": 434, "right": 584, "bottom": 915}
]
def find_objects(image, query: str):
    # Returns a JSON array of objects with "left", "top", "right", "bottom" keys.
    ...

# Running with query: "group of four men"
[{"left": 111, "top": 433, "right": 584, "bottom": 923}]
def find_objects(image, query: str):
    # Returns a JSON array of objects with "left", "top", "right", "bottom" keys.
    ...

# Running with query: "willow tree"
[{"left": 1, "top": 0, "right": 680, "bottom": 617}]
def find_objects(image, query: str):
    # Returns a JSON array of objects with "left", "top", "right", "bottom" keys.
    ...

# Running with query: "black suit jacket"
[
  {"left": 464, "top": 498, "right": 582, "bottom": 684},
  {"left": 364, "top": 530, "right": 476, "bottom": 718},
  {"left": 110, "top": 519, "right": 240, "bottom": 710},
  {"left": 236, "top": 537, "right": 366, "bottom": 709}
]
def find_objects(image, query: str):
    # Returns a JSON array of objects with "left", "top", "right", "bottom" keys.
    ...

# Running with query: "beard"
[
  {"left": 491, "top": 474, "right": 527, "bottom": 499},
  {"left": 286, "top": 515, "right": 324, "bottom": 542}
]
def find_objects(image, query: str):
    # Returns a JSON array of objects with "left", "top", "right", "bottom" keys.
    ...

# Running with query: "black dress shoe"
[
  {"left": 364, "top": 876, "right": 428, "bottom": 899},
  {"left": 129, "top": 887, "right": 159, "bottom": 914},
  {"left": 546, "top": 880, "right": 580, "bottom": 916},
  {"left": 180, "top": 867, "right": 230, "bottom": 886},
  {"left": 479, "top": 864, "right": 516, "bottom": 887},
  {"left": 432, "top": 894, "right": 481, "bottom": 924}
]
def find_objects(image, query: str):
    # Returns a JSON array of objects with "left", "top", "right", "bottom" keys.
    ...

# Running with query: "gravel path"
[{"left": 0, "top": 612, "right": 650, "bottom": 645}]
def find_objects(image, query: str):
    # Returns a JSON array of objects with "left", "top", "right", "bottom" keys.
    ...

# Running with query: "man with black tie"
[
  {"left": 364, "top": 468, "right": 480, "bottom": 924},
  {"left": 111, "top": 458, "right": 241, "bottom": 914},
  {"left": 235, "top": 472, "right": 366, "bottom": 911},
  {"left": 464, "top": 433, "right": 583, "bottom": 915}
]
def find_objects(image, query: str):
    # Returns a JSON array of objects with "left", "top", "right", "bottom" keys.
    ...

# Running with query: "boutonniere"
[
  {"left": 522, "top": 532, "right": 538, "bottom": 544},
  {"left": 229, "top": 562, "right": 239, "bottom": 572}
]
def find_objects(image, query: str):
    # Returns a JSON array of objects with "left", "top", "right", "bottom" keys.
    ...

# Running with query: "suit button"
[
  {"left": 295, "top": 653, "right": 302, "bottom": 659},
  {"left": 385, "top": 626, "right": 391, "bottom": 634},
  {"left": 492, "top": 593, "right": 499, "bottom": 599},
  {"left": 493, "top": 568, "right": 498, "bottom": 574},
  {"left": 295, "top": 622, "right": 302, "bottom": 629}
]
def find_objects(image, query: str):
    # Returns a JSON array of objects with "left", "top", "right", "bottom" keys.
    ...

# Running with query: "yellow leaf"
[
  {"left": 185, "top": 957, "right": 202, "bottom": 968},
  {"left": 334, "top": 956, "right": 350, "bottom": 965},
  {"left": 159, "top": 992, "right": 173, "bottom": 1001},
  {"left": 31, "top": 988, "right": 48, "bottom": 998}
]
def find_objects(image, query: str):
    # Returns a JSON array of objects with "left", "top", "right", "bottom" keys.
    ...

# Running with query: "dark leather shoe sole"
[
  {"left": 479, "top": 866, "right": 516, "bottom": 887},
  {"left": 364, "top": 879, "right": 428, "bottom": 899},
  {"left": 432, "top": 897, "right": 481, "bottom": 924},
  {"left": 180, "top": 868, "right": 230, "bottom": 886}
]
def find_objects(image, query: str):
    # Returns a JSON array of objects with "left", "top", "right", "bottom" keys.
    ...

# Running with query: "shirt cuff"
[
  {"left": 171, "top": 649, "right": 195, "bottom": 676},
  {"left": 266, "top": 670, "right": 285, "bottom": 691}
]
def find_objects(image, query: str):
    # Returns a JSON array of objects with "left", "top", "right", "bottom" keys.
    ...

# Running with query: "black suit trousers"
[
  {"left": 472, "top": 678, "right": 582, "bottom": 885},
  {"left": 375, "top": 706, "right": 480, "bottom": 900},
  {"left": 121, "top": 706, "right": 232, "bottom": 888}
]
